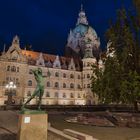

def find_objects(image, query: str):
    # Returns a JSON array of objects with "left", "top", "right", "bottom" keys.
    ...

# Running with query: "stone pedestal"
[{"left": 17, "top": 111, "right": 48, "bottom": 140}]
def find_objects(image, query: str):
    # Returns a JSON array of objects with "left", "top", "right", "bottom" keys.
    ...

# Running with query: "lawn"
[{"left": 48, "top": 113, "right": 140, "bottom": 140}]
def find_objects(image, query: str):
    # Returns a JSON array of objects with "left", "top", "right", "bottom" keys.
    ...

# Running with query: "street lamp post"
[{"left": 5, "top": 81, "right": 17, "bottom": 105}]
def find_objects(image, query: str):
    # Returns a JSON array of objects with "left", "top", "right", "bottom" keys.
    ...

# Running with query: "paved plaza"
[{"left": 0, "top": 110, "right": 140, "bottom": 140}]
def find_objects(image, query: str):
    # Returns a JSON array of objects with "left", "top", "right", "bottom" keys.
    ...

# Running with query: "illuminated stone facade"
[{"left": 0, "top": 6, "right": 102, "bottom": 105}]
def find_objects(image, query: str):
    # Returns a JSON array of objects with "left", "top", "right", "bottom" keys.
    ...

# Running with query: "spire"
[
  {"left": 81, "top": 4, "right": 83, "bottom": 11},
  {"left": 12, "top": 35, "right": 19, "bottom": 45},
  {"left": 76, "top": 4, "right": 88, "bottom": 25}
]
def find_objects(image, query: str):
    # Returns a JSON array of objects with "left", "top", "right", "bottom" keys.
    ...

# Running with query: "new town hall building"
[{"left": 0, "top": 6, "right": 103, "bottom": 105}]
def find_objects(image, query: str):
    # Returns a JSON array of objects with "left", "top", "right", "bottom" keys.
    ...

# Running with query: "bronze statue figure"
[{"left": 22, "top": 68, "right": 47, "bottom": 110}]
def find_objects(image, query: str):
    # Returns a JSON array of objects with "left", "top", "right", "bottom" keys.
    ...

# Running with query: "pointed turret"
[
  {"left": 12, "top": 35, "right": 20, "bottom": 45},
  {"left": 76, "top": 4, "right": 88, "bottom": 25},
  {"left": 68, "top": 58, "right": 76, "bottom": 70},
  {"left": 36, "top": 53, "right": 45, "bottom": 66},
  {"left": 53, "top": 55, "right": 61, "bottom": 69}
]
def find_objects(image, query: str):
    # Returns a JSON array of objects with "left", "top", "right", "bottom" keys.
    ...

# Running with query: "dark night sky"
[{"left": 0, "top": 0, "right": 133, "bottom": 56}]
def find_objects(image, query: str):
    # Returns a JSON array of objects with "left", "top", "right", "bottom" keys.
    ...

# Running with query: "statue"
[{"left": 22, "top": 68, "right": 47, "bottom": 110}]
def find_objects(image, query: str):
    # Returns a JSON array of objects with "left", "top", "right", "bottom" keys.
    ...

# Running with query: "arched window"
[
  {"left": 87, "top": 84, "right": 90, "bottom": 88},
  {"left": 78, "top": 93, "right": 81, "bottom": 98},
  {"left": 17, "top": 67, "right": 19, "bottom": 72},
  {"left": 47, "top": 82, "right": 50, "bottom": 87},
  {"left": 63, "top": 83, "right": 66, "bottom": 88},
  {"left": 46, "top": 92, "right": 50, "bottom": 97},
  {"left": 63, "top": 93, "right": 66, "bottom": 98},
  {"left": 87, "top": 74, "right": 90, "bottom": 78},
  {"left": 70, "top": 74, "right": 74, "bottom": 78},
  {"left": 70, "top": 93, "right": 74, "bottom": 98},
  {"left": 55, "top": 82, "right": 59, "bottom": 88},
  {"left": 87, "top": 62, "right": 90, "bottom": 67},
  {"left": 55, "top": 92, "right": 58, "bottom": 97},
  {"left": 77, "top": 84, "right": 81, "bottom": 89},
  {"left": 78, "top": 75, "right": 80, "bottom": 79},
  {"left": 7, "top": 66, "right": 10, "bottom": 71},
  {"left": 63, "top": 73, "right": 66, "bottom": 78},
  {"left": 11, "top": 66, "right": 16, "bottom": 72},
  {"left": 27, "top": 91, "right": 31, "bottom": 96},
  {"left": 55, "top": 72, "right": 59, "bottom": 77},
  {"left": 28, "top": 80, "right": 32, "bottom": 86},
  {"left": 70, "top": 83, "right": 74, "bottom": 89}
]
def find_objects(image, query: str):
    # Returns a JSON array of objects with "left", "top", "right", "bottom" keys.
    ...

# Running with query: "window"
[
  {"left": 17, "top": 67, "right": 19, "bottom": 72},
  {"left": 55, "top": 82, "right": 59, "bottom": 88},
  {"left": 11, "top": 66, "right": 16, "bottom": 72},
  {"left": 78, "top": 75, "right": 80, "bottom": 79},
  {"left": 70, "top": 93, "right": 74, "bottom": 98},
  {"left": 55, "top": 92, "right": 58, "bottom": 98},
  {"left": 7, "top": 66, "right": 10, "bottom": 71},
  {"left": 63, "top": 93, "right": 66, "bottom": 98},
  {"left": 63, "top": 83, "right": 66, "bottom": 88},
  {"left": 78, "top": 93, "right": 81, "bottom": 98},
  {"left": 6, "top": 77, "right": 9, "bottom": 82},
  {"left": 84, "top": 84, "right": 86, "bottom": 88},
  {"left": 70, "top": 74, "right": 74, "bottom": 78},
  {"left": 47, "top": 82, "right": 50, "bottom": 87},
  {"left": 55, "top": 72, "right": 59, "bottom": 77},
  {"left": 87, "top": 84, "right": 90, "bottom": 88},
  {"left": 87, "top": 62, "right": 90, "bottom": 67},
  {"left": 27, "top": 91, "right": 31, "bottom": 96},
  {"left": 87, "top": 74, "right": 90, "bottom": 78},
  {"left": 28, "top": 80, "right": 32, "bottom": 86},
  {"left": 77, "top": 84, "right": 81, "bottom": 89},
  {"left": 46, "top": 92, "right": 50, "bottom": 97},
  {"left": 70, "top": 83, "right": 74, "bottom": 89},
  {"left": 83, "top": 74, "right": 85, "bottom": 79},
  {"left": 63, "top": 73, "right": 66, "bottom": 78}
]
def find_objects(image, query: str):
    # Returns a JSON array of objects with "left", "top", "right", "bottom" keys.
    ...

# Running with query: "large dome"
[
  {"left": 73, "top": 24, "right": 97, "bottom": 38},
  {"left": 65, "top": 6, "right": 100, "bottom": 59},
  {"left": 73, "top": 24, "right": 88, "bottom": 36}
]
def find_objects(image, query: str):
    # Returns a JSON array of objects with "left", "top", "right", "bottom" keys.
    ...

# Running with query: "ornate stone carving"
[
  {"left": 36, "top": 53, "right": 45, "bottom": 66},
  {"left": 53, "top": 55, "right": 61, "bottom": 69}
]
